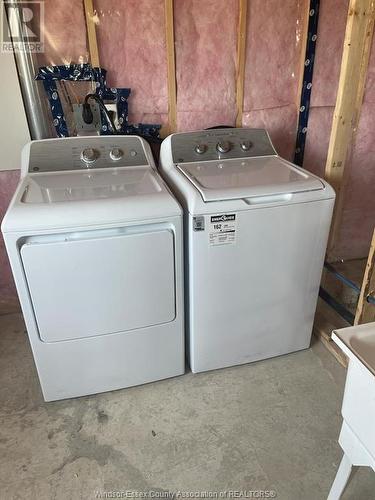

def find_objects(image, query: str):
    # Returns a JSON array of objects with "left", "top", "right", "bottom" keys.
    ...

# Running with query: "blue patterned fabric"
[
  {"left": 294, "top": 0, "right": 320, "bottom": 166},
  {"left": 36, "top": 64, "right": 160, "bottom": 139}
]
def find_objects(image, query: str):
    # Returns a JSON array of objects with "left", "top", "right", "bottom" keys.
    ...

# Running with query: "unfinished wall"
[
  {"left": 38, "top": 0, "right": 89, "bottom": 66},
  {"left": 303, "top": 0, "right": 349, "bottom": 179},
  {"left": 1, "top": 0, "right": 374, "bottom": 308},
  {"left": 37, "top": 0, "right": 170, "bottom": 125},
  {"left": 303, "top": 0, "right": 375, "bottom": 261},
  {"left": 335, "top": 37, "right": 375, "bottom": 260},
  {"left": 32, "top": 0, "right": 308, "bottom": 139},
  {"left": 95, "top": 0, "right": 169, "bottom": 126},
  {"left": 242, "top": 0, "right": 307, "bottom": 160},
  {"left": 174, "top": 0, "right": 239, "bottom": 130}
]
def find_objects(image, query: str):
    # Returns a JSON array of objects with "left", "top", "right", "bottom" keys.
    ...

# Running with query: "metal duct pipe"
[{"left": 5, "top": 0, "right": 53, "bottom": 139}]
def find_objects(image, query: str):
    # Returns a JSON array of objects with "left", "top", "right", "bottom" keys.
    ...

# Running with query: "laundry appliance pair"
[{"left": 2, "top": 129, "right": 334, "bottom": 401}]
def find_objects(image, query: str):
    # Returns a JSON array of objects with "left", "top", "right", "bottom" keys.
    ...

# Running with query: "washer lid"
[{"left": 177, "top": 156, "right": 324, "bottom": 201}]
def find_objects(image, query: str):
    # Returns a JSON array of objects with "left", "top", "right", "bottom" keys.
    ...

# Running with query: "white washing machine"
[
  {"left": 160, "top": 128, "right": 335, "bottom": 373},
  {"left": 2, "top": 136, "right": 184, "bottom": 401}
]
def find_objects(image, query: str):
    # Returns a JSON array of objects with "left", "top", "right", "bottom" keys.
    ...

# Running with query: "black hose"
[
  {"left": 83, "top": 94, "right": 118, "bottom": 134},
  {"left": 82, "top": 94, "right": 162, "bottom": 148}
]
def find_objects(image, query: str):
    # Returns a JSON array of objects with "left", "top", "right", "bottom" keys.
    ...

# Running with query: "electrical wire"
[
  {"left": 83, "top": 93, "right": 118, "bottom": 134},
  {"left": 82, "top": 93, "right": 162, "bottom": 147}
]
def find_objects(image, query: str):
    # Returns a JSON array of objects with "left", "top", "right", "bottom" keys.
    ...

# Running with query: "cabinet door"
[{"left": 21, "top": 229, "right": 176, "bottom": 342}]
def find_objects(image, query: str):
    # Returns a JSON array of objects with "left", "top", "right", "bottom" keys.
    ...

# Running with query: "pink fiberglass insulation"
[
  {"left": 174, "top": 0, "right": 238, "bottom": 131},
  {"left": 37, "top": 0, "right": 89, "bottom": 66},
  {"left": 335, "top": 35, "right": 375, "bottom": 261},
  {"left": 0, "top": 171, "right": 20, "bottom": 305},
  {"left": 242, "top": 0, "right": 307, "bottom": 160},
  {"left": 303, "top": 0, "right": 349, "bottom": 177},
  {"left": 309, "top": 0, "right": 349, "bottom": 108},
  {"left": 243, "top": 105, "right": 298, "bottom": 160},
  {"left": 336, "top": 106, "right": 375, "bottom": 259},
  {"left": 364, "top": 35, "right": 375, "bottom": 104},
  {"left": 302, "top": 107, "right": 334, "bottom": 178},
  {"left": 37, "top": 0, "right": 169, "bottom": 125},
  {"left": 94, "top": 0, "right": 169, "bottom": 125},
  {"left": 304, "top": 0, "right": 374, "bottom": 260}
]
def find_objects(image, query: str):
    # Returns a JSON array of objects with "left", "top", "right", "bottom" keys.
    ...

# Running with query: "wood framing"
[
  {"left": 324, "top": 0, "right": 375, "bottom": 261},
  {"left": 164, "top": 0, "right": 177, "bottom": 136},
  {"left": 83, "top": 0, "right": 100, "bottom": 67},
  {"left": 355, "top": 229, "right": 375, "bottom": 324},
  {"left": 235, "top": 0, "right": 248, "bottom": 128}
]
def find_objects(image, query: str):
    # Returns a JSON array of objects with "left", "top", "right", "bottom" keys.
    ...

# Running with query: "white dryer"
[
  {"left": 2, "top": 136, "right": 184, "bottom": 401},
  {"left": 160, "top": 128, "right": 335, "bottom": 373}
]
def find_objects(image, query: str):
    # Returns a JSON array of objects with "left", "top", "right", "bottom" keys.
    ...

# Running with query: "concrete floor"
[{"left": 1, "top": 313, "right": 375, "bottom": 500}]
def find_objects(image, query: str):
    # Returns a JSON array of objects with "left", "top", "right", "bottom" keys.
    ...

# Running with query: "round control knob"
[
  {"left": 195, "top": 143, "right": 207, "bottom": 154},
  {"left": 216, "top": 140, "right": 231, "bottom": 154},
  {"left": 240, "top": 140, "right": 252, "bottom": 151},
  {"left": 109, "top": 147, "right": 124, "bottom": 161},
  {"left": 81, "top": 147, "right": 98, "bottom": 164}
]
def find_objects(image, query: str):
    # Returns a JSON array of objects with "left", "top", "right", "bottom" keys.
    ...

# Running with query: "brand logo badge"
[
  {"left": 211, "top": 214, "right": 236, "bottom": 223},
  {"left": 2, "top": 1, "right": 45, "bottom": 53}
]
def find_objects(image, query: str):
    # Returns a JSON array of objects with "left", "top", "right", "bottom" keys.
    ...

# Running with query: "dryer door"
[{"left": 21, "top": 227, "right": 176, "bottom": 342}]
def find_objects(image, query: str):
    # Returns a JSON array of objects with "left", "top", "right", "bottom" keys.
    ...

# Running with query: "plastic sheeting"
[
  {"left": 95, "top": 0, "right": 169, "bottom": 126},
  {"left": 242, "top": 0, "right": 308, "bottom": 160},
  {"left": 174, "top": 0, "right": 238, "bottom": 131},
  {"left": 37, "top": 0, "right": 89, "bottom": 66}
]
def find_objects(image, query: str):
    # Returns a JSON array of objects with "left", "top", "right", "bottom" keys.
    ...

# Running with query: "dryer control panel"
[
  {"left": 171, "top": 128, "right": 277, "bottom": 164},
  {"left": 28, "top": 136, "right": 149, "bottom": 173}
]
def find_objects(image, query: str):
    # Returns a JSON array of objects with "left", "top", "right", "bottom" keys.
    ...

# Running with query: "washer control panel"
[
  {"left": 171, "top": 128, "right": 276, "bottom": 164},
  {"left": 28, "top": 136, "right": 148, "bottom": 173}
]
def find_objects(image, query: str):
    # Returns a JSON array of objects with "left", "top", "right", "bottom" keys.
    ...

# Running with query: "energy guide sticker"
[{"left": 209, "top": 214, "right": 236, "bottom": 246}]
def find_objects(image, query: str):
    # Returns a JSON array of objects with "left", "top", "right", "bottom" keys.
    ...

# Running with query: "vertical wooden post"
[
  {"left": 164, "top": 0, "right": 177, "bottom": 136},
  {"left": 355, "top": 229, "right": 375, "bottom": 325},
  {"left": 83, "top": 0, "right": 100, "bottom": 67},
  {"left": 235, "top": 0, "right": 248, "bottom": 128},
  {"left": 324, "top": 0, "right": 375, "bottom": 261}
]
